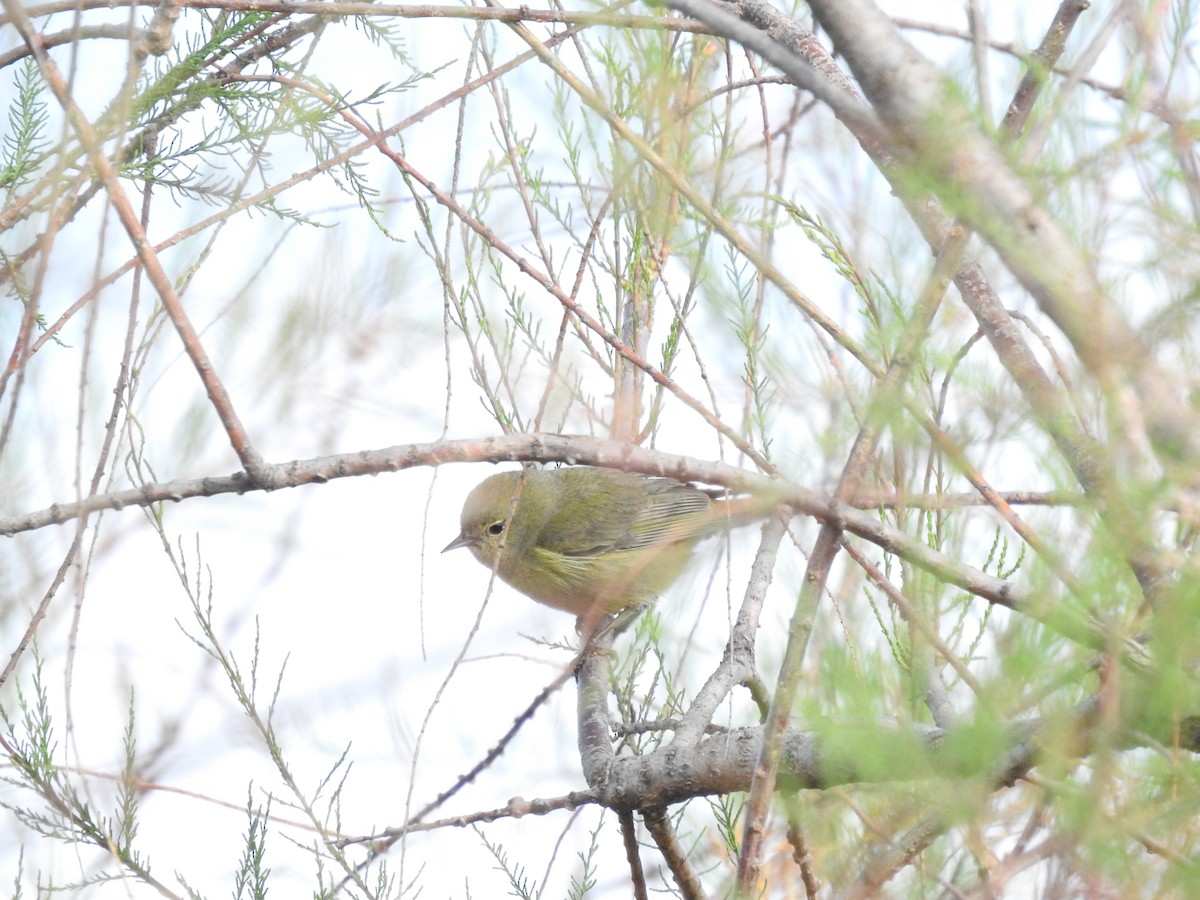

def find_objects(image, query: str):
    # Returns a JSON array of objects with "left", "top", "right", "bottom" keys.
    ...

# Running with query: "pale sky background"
[{"left": 0, "top": 1, "right": 1155, "bottom": 896}]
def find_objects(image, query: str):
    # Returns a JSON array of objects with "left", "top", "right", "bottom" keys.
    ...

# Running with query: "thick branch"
[{"left": 576, "top": 696, "right": 1163, "bottom": 810}]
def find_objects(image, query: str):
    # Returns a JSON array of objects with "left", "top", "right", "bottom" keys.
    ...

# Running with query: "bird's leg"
[
  {"left": 578, "top": 604, "right": 648, "bottom": 648},
  {"left": 572, "top": 605, "right": 648, "bottom": 676}
]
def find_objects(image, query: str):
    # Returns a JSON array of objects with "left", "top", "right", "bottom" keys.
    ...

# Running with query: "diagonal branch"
[{"left": 3, "top": 0, "right": 265, "bottom": 478}]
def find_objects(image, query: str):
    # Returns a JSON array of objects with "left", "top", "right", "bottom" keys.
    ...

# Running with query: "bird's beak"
[{"left": 442, "top": 533, "right": 473, "bottom": 553}]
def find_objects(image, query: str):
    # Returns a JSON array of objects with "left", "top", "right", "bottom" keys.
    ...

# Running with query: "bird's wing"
[
  {"left": 619, "top": 481, "right": 713, "bottom": 549},
  {"left": 550, "top": 479, "right": 712, "bottom": 557}
]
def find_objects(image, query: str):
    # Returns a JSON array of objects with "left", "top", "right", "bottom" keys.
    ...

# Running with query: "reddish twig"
[{"left": 3, "top": 0, "right": 264, "bottom": 478}]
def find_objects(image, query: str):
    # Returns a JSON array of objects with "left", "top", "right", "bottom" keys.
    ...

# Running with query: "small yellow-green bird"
[{"left": 443, "top": 466, "right": 736, "bottom": 618}]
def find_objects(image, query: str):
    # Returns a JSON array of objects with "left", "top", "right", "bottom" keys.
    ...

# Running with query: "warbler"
[{"left": 443, "top": 466, "right": 739, "bottom": 617}]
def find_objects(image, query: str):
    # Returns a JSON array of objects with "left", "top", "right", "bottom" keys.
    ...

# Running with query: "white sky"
[{"left": 0, "top": 1, "right": 1174, "bottom": 896}]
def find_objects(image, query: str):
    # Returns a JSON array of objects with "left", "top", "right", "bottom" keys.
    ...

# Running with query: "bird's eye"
[{"left": 487, "top": 522, "right": 505, "bottom": 535}]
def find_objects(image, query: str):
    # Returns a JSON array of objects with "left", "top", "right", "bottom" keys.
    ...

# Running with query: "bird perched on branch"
[{"left": 444, "top": 466, "right": 755, "bottom": 621}]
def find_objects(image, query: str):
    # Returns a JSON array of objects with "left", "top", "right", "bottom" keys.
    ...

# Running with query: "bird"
[{"left": 443, "top": 466, "right": 737, "bottom": 620}]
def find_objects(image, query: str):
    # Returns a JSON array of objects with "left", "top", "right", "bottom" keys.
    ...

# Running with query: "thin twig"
[
  {"left": 339, "top": 790, "right": 599, "bottom": 847},
  {"left": 3, "top": 0, "right": 265, "bottom": 478}
]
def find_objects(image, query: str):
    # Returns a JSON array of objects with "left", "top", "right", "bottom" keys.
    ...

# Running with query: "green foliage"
[
  {"left": 4, "top": 2, "right": 1200, "bottom": 897},
  {"left": 233, "top": 790, "right": 271, "bottom": 900},
  {"left": 608, "top": 610, "right": 690, "bottom": 757},
  {"left": 114, "top": 690, "right": 140, "bottom": 856},
  {"left": 566, "top": 816, "right": 603, "bottom": 900},
  {"left": 475, "top": 828, "right": 541, "bottom": 900},
  {"left": 710, "top": 792, "right": 743, "bottom": 858},
  {"left": 1, "top": 655, "right": 55, "bottom": 786},
  {"left": 0, "top": 60, "right": 49, "bottom": 200},
  {"left": 0, "top": 654, "right": 162, "bottom": 891}
]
